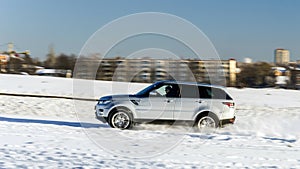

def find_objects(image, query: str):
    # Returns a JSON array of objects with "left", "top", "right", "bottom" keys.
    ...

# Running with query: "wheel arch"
[
  {"left": 108, "top": 105, "right": 135, "bottom": 120},
  {"left": 194, "top": 110, "right": 219, "bottom": 123}
]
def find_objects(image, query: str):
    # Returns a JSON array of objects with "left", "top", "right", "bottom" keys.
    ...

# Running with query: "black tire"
[
  {"left": 108, "top": 108, "right": 133, "bottom": 129},
  {"left": 194, "top": 112, "right": 219, "bottom": 131}
]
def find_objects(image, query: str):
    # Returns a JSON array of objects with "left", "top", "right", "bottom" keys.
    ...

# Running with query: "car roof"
[{"left": 155, "top": 80, "right": 225, "bottom": 89}]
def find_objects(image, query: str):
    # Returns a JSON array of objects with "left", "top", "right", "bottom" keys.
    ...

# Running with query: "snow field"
[{"left": 0, "top": 74, "right": 300, "bottom": 168}]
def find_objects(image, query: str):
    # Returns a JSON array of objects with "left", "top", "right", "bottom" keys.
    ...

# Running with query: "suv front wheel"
[{"left": 108, "top": 108, "right": 133, "bottom": 129}]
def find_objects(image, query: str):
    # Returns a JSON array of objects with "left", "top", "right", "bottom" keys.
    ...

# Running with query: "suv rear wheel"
[
  {"left": 195, "top": 113, "right": 219, "bottom": 131},
  {"left": 108, "top": 108, "right": 133, "bottom": 129}
]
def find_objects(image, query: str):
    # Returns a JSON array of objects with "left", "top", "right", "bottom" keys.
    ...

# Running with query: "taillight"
[{"left": 223, "top": 102, "right": 235, "bottom": 108}]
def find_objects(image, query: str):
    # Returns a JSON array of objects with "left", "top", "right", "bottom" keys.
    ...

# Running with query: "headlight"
[{"left": 98, "top": 100, "right": 112, "bottom": 104}]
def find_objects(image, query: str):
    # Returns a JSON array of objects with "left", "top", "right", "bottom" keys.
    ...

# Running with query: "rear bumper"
[{"left": 220, "top": 116, "right": 235, "bottom": 126}]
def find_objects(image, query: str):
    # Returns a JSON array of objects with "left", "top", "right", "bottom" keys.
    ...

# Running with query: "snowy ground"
[{"left": 0, "top": 74, "right": 300, "bottom": 168}]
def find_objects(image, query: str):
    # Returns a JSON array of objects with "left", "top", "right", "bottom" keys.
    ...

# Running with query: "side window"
[
  {"left": 210, "top": 88, "right": 228, "bottom": 100},
  {"left": 155, "top": 85, "right": 168, "bottom": 96},
  {"left": 226, "top": 93, "right": 233, "bottom": 100},
  {"left": 180, "top": 84, "right": 199, "bottom": 98},
  {"left": 165, "top": 84, "right": 180, "bottom": 98},
  {"left": 150, "top": 84, "right": 180, "bottom": 98},
  {"left": 198, "top": 86, "right": 230, "bottom": 100},
  {"left": 198, "top": 86, "right": 212, "bottom": 99}
]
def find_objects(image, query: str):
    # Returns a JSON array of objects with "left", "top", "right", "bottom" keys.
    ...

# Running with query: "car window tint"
[
  {"left": 180, "top": 84, "right": 199, "bottom": 98},
  {"left": 198, "top": 86, "right": 212, "bottom": 99},
  {"left": 226, "top": 93, "right": 233, "bottom": 100},
  {"left": 211, "top": 88, "right": 227, "bottom": 100}
]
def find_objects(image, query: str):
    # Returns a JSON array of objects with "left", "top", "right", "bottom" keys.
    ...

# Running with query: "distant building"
[
  {"left": 271, "top": 67, "right": 290, "bottom": 88},
  {"left": 288, "top": 63, "right": 300, "bottom": 89},
  {"left": 35, "top": 69, "right": 72, "bottom": 78},
  {"left": 274, "top": 48, "right": 290, "bottom": 65},
  {"left": 0, "top": 43, "right": 30, "bottom": 73},
  {"left": 291, "top": 69, "right": 300, "bottom": 89},
  {"left": 74, "top": 57, "right": 237, "bottom": 86},
  {"left": 244, "top": 58, "right": 252, "bottom": 64}
]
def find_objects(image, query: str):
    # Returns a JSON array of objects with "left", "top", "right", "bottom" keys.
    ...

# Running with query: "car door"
[
  {"left": 174, "top": 84, "right": 206, "bottom": 121},
  {"left": 135, "top": 84, "right": 176, "bottom": 120}
]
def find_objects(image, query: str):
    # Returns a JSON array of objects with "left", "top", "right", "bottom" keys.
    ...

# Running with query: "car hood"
[{"left": 99, "top": 94, "right": 137, "bottom": 101}]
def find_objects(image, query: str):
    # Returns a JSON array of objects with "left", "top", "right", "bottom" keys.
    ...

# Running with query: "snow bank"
[{"left": 0, "top": 74, "right": 147, "bottom": 99}]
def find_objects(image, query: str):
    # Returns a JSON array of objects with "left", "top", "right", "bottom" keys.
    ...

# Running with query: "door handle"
[
  {"left": 196, "top": 100, "right": 202, "bottom": 103},
  {"left": 165, "top": 99, "right": 174, "bottom": 103}
]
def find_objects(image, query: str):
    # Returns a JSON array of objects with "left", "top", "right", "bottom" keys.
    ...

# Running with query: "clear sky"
[{"left": 0, "top": 0, "right": 300, "bottom": 62}]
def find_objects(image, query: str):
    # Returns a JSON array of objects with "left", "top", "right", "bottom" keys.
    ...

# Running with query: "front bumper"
[
  {"left": 95, "top": 111, "right": 107, "bottom": 123},
  {"left": 95, "top": 104, "right": 111, "bottom": 123}
]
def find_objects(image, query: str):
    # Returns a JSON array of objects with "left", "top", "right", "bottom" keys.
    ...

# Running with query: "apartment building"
[
  {"left": 74, "top": 57, "right": 237, "bottom": 86},
  {"left": 275, "top": 48, "right": 290, "bottom": 65},
  {"left": 93, "top": 58, "right": 236, "bottom": 86}
]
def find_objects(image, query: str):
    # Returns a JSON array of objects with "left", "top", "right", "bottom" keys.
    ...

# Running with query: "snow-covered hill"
[{"left": 0, "top": 74, "right": 300, "bottom": 168}]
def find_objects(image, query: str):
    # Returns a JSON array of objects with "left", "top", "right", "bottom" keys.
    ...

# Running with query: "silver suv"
[{"left": 95, "top": 81, "right": 236, "bottom": 130}]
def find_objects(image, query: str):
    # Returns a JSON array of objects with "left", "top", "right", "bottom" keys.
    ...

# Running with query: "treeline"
[
  {"left": 43, "top": 53, "right": 77, "bottom": 70},
  {"left": 237, "top": 62, "right": 275, "bottom": 88},
  {"left": 22, "top": 53, "right": 77, "bottom": 70}
]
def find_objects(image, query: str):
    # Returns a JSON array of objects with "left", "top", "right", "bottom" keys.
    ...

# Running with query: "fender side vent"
[{"left": 130, "top": 100, "right": 139, "bottom": 105}]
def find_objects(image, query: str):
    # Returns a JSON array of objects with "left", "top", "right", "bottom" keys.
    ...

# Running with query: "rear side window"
[
  {"left": 179, "top": 84, "right": 232, "bottom": 100},
  {"left": 211, "top": 88, "right": 227, "bottom": 100},
  {"left": 225, "top": 92, "right": 233, "bottom": 100},
  {"left": 199, "top": 86, "right": 232, "bottom": 100}
]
